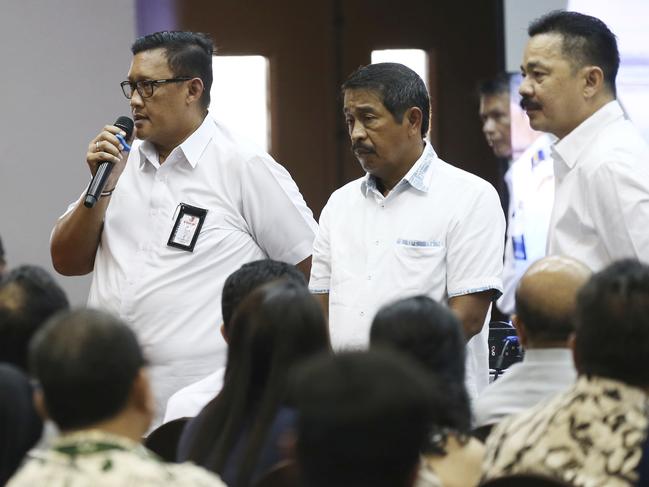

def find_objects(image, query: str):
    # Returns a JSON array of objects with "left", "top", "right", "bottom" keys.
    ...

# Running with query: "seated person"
[
  {"left": 178, "top": 280, "right": 330, "bottom": 487},
  {"left": 7, "top": 309, "right": 225, "bottom": 487},
  {"left": 163, "top": 259, "right": 307, "bottom": 423},
  {"left": 292, "top": 350, "right": 434, "bottom": 487},
  {"left": 0, "top": 265, "right": 69, "bottom": 371},
  {"left": 370, "top": 295, "right": 483, "bottom": 487},
  {"left": 482, "top": 259, "right": 649, "bottom": 486},
  {"left": 473, "top": 256, "right": 590, "bottom": 428},
  {"left": 0, "top": 364, "right": 43, "bottom": 485}
]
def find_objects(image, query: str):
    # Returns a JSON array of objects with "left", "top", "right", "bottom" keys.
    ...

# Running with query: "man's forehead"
[
  {"left": 127, "top": 48, "right": 172, "bottom": 79},
  {"left": 480, "top": 92, "right": 509, "bottom": 113},
  {"left": 343, "top": 88, "right": 385, "bottom": 112},
  {"left": 523, "top": 32, "right": 567, "bottom": 66}
]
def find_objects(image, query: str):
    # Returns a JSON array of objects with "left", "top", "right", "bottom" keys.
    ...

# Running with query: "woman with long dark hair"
[
  {"left": 370, "top": 295, "right": 484, "bottom": 487},
  {"left": 178, "top": 279, "right": 330, "bottom": 487}
]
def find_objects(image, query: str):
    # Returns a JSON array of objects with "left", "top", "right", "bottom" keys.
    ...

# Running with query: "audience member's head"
[
  {"left": 574, "top": 259, "right": 649, "bottom": 389},
  {"left": 514, "top": 255, "right": 591, "bottom": 348},
  {"left": 186, "top": 280, "right": 330, "bottom": 484},
  {"left": 0, "top": 265, "right": 69, "bottom": 371},
  {"left": 478, "top": 74, "right": 512, "bottom": 159},
  {"left": 521, "top": 11, "right": 619, "bottom": 139},
  {"left": 220, "top": 259, "right": 307, "bottom": 339},
  {"left": 29, "top": 309, "right": 152, "bottom": 438},
  {"left": 293, "top": 350, "right": 433, "bottom": 487},
  {"left": 370, "top": 295, "right": 471, "bottom": 451},
  {"left": 0, "top": 363, "right": 43, "bottom": 485}
]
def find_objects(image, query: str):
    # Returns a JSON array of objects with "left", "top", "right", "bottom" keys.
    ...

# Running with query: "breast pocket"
[{"left": 392, "top": 239, "right": 446, "bottom": 294}]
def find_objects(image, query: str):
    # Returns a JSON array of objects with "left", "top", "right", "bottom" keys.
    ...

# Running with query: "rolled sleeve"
[{"left": 446, "top": 184, "right": 505, "bottom": 299}]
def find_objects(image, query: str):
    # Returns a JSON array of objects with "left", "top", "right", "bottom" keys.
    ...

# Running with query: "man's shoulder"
[
  {"left": 324, "top": 177, "right": 366, "bottom": 206},
  {"left": 434, "top": 158, "right": 498, "bottom": 196}
]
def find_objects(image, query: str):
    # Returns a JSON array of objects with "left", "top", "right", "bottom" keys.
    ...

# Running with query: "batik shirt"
[
  {"left": 482, "top": 376, "right": 649, "bottom": 486},
  {"left": 7, "top": 429, "right": 225, "bottom": 487}
]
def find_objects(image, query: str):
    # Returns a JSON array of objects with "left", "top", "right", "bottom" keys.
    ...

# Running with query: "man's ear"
[
  {"left": 33, "top": 388, "right": 49, "bottom": 421},
  {"left": 568, "top": 332, "right": 580, "bottom": 373},
  {"left": 582, "top": 65, "right": 605, "bottom": 99},
  {"left": 220, "top": 322, "right": 228, "bottom": 344},
  {"left": 405, "top": 107, "right": 423, "bottom": 137},
  {"left": 186, "top": 77, "right": 205, "bottom": 105},
  {"left": 511, "top": 313, "right": 528, "bottom": 348}
]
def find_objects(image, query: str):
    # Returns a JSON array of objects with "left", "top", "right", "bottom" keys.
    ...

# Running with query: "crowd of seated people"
[{"left": 2, "top": 245, "right": 649, "bottom": 487}]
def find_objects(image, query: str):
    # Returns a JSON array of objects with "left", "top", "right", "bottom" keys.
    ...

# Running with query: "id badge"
[
  {"left": 512, "top": 235, "right": 527, "bottom": 261},
  {"left": 167, "top": 203, "right": 208, "bottom": 252}
]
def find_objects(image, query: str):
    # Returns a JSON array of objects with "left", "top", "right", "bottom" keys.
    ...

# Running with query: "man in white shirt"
[
  {"left": 474, "top": 255, "right": 590, "bottom": 429},
  {"left": 50, "top": 32, "right": 317, "bottom": 424},
  {"left": 519, "top": 11, "right": 649, "bottom": 271},
  {"left": 309, "top": 63, "right": 505, "bottom": 398}
]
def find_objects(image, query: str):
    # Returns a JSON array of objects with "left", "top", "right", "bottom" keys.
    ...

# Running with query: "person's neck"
[
  {"left": 558, "top": 94, "right": 615, "bottom": 141},
  {"left": 156, "top": 111, "right": 206, "bottom": 164},
  {"left": 65, "top": 414, "right": 147, "bottom": 444},
  {"left": 524, "top": 339, "right": 570, "bottom": 350},
  {"left": 377, "top": 140, "right": 425, "bottom": 196}
]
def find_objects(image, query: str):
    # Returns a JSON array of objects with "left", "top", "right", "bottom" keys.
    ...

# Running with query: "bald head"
[{"left": 515, "top": 256, "right": 591, "bottom": 346}]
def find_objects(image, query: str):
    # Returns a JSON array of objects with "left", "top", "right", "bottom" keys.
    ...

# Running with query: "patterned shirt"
[
  {"left": 482, "top": 375, "right": 649, "bottom": 487},
  {"left": 7, "top": 429, "right": 226, "bottom": 487}
]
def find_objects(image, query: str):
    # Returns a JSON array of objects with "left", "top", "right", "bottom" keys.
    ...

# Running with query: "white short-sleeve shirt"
[
  {"left": 548, "top": 101, "right": 649, "bottom": 271},
  {"left": 309, "top": 143, "right": 504, "bottom": 397},
  {"left": 63, "top": 115, "right": 317, "bottom": 421}
]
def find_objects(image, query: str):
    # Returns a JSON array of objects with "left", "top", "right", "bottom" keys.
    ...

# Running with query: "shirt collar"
[
  {"left": 552, "top": 100, "right": 624, "bottom": 172},
  {"left": 523, "top": 348, "right": 573, "bottom": 364},
  {"left": 360, "top": 142, "right": 437, "bottom": 197},
  {"left": 51, "top": 429, "right": 144, "bottom": 455},
  {"left": 138, "top": 113, "right": 214, "bottom": 170}
]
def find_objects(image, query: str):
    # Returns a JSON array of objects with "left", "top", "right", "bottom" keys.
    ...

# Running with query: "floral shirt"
[
  {"left": 482, "top": 376, "right": 649, "bottom": 487},
  {"left": 7, "top": 429, "right": 226, "bottom": 487}
]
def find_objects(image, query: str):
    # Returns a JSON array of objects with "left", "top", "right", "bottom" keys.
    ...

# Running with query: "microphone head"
[{"left": 114, "top": 116, "right": 134, "bottom": 139}]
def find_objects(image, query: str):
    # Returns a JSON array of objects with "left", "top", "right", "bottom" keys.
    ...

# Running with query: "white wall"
[
  {"left": 0, "top": 0, "right": 135, "bottom": 304},
  {"left": 504, "top": 0, "right": 568, "bottom": 72}
]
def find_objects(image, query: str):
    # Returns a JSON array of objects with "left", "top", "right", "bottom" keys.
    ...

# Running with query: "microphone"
[{"left": 84, "top": 116, "right": 134, "bottom": 208}]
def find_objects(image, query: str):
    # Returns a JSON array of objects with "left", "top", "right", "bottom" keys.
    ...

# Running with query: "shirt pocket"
[{"left": 392, "top": 239, "right": 446, "bottom": 293}]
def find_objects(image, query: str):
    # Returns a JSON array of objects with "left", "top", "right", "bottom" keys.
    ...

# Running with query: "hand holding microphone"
[{"left": 84, "top": 116, "right": 134, "bottom": 208}]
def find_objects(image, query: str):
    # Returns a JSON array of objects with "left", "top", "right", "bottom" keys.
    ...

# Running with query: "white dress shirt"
[
  {"left": 473, "top": 348, "right": 576, "bottom": 427},
  {"left": 497, "top": 134, "right": 555, "bottom": 315},
  {"left": 548, "top": 100, "right": 649, "bottom": 271},
  {"left": 309, "top": 142, "right": 505, "bottom": 398},
  {"left": 163, "top": 366, "right": 225, "bottom": 423},
  {"left": 62, "top": 115, "right": 317, "bottom": 424}
]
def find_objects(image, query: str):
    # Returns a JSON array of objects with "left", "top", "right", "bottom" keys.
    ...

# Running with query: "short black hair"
[
  {"left": 528, "top": 10, "right": 619, "bottom": 96},
  {"left": 29, "top": 309, "right": 145, "bottom": 431},
  {"left": 342, "top": 62, "right": 430, "bottom": 138},
  {"left": 221, "top": 260, "right": 307, "bottom": 332},
  {"left": 131, "top": 31, "right": 214, "bottom": 109},
  {"left": 477, "top": 73, "right": 510, "bottom": 98},
  {"left": 0, "top": 265, "right": 69, "bottom": 371},
  {"left": 575, "top": 259, "right": 649, "bottom": 387},
  {"left": 515, "top": 285, "right": 575, "bottom": 342},
  {"left": 370, "top": 296, "right": 471, "bottom": 447},
  {"left": 293, "top": 350, "right": 433, "bottom": 487}
]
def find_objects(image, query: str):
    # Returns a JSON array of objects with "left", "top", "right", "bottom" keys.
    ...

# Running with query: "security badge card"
[{"left": 167, "top": 203, "right": 208, "bottom": 252}]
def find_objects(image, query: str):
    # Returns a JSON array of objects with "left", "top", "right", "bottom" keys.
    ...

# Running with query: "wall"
[{"left": 0, "top": 0, "right": 136, "bottom": 304}]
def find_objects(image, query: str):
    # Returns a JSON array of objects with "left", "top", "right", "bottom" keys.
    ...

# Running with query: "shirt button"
[
  {"left": 150, "top": 209, "right": 157, "bottom": 216},
  {"left": 360, "top": 311, "right": 365, "bottom": 317},
  {"left": 374, "top": 240, "right": 379, "bottom": 246},
  {"left": 367, "top": 275, "right": 372, "bottom": 280}
]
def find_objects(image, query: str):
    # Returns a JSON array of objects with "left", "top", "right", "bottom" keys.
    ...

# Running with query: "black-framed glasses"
[{"left": 120, "top": 77, "right": 193, "bottom": 99}]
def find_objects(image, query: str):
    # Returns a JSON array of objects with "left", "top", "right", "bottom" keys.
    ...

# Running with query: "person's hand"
[{"left": 85, "top": 125, "right": 131, "bottom": 191}]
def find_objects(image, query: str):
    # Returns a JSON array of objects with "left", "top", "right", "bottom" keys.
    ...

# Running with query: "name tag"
[
  {"left": 512, "top": 235, "right": 527, "bottom": 261},
  {"left": 167, "top": 203, "right": 208, "bottom": 252}
]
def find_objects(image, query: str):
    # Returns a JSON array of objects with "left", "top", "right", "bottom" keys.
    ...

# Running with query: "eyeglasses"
[{"left": 120, "top": 77, "right": 193, "bottom": 99}]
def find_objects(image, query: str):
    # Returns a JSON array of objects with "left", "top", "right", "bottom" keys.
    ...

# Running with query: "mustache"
[
  {"left": 352, "top": 143, "right": 375, "bottom": 154},
  {"left": 520, "top": 97, "right": 542, "bottom": 111}
]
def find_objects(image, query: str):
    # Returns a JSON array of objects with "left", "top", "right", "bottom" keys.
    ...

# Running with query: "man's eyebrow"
[{"left": 343, "top": 104, "right": 378, "bottom": 115}]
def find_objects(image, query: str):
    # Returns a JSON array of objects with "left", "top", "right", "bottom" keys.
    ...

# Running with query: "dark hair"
[
  {"left": 575, "top": 259, "right": 649, "bottom": 387},
  {"left": 342, "top": 62, "right": 430, "bottom": 138},
  {"left": 477, "top": 73, "right": 510, "bottom": 98},
  {"left": 293, "top": 350, "right": 433, "bottom": 487},
  {"left": 0, "top": 363, "right": 43, "bottom": 485},
  {"left": 29, "top": 309, "right": 145, "bottom": 430},
  {"left": 0, "top": 265, "right": 69, "bottom": 371},
  {"left": 185, "top": 280, "right": 330, "bottom": 487},
  {"left": 370, "top": 296, "right": 471, "bottom": 451},
  {"left": 515, "top": 287, "right": 575, "bottom": 342},
  {"left": 132, "top": 31, "right": 214, "bottom": 109},
  {"left": 221, "top": 260, "right": 307, "bottom": 333},
  {"left": 0, "top": 235, "right": 5, "bottom": 269},
  {"left": 529, "top": 10, "right": 619, "bottom": 96}
]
